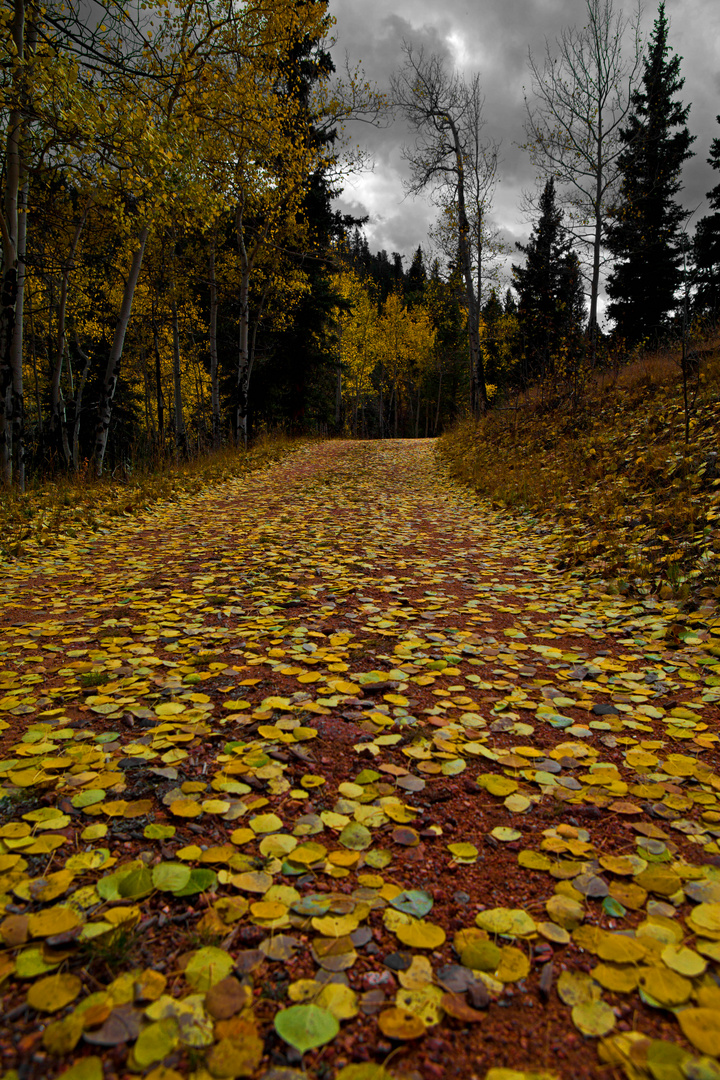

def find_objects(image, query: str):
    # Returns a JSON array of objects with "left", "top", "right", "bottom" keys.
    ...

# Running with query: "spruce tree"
[
  {"left": 406, "top": 246, "right": 427, "bottom": 306},
  {"left": 605, "top": 3, "right": 694, "bottom": 344},
  {"left": 512, "top": 177, "right": 586, "bottom": 387},
  {"left": 692, "top": 117, "right": 720, "bottom": 320}
]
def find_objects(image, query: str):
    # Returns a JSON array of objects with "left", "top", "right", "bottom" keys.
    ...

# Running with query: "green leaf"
[
  {"left": 184, "top": 947, "right": 234, "bottom": 991},
  {"left": 173, "top": 867, "right": 217, "bottom": 896},
  {"left": 388, "top": 889, "right": 433, "bottom": 919},
  {"left": 151, "top": 862, "right": 191, "bottom": 893},
  {"left": 274, "top": 1004, "right": 339, "bottom": 1053}
]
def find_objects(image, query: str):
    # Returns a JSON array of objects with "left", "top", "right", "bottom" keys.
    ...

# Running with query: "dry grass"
[
  {"left": 440, "top": 331, "right": 720, "bottom": 593},
  {"left": 0, "top": 433, "right": 302, "bottom": 561}
]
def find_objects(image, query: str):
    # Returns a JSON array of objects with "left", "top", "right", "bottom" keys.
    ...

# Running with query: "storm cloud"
[{"left": 329, "top": 0, "right": 720, "bottom": 297}]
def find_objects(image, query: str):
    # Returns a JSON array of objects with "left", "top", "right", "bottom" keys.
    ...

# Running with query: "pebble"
[{"left": 362, "top": 970, "right": 396, "bottom": 991}]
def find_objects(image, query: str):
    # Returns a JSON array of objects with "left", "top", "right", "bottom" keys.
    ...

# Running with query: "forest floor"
[{"left": 1, "top": 439, "right": 720, "bottom": 1080}]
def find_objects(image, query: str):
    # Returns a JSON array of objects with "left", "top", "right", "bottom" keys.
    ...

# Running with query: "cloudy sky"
[{"left": 329, "top": 0, "right": 720, "bottom": 304}]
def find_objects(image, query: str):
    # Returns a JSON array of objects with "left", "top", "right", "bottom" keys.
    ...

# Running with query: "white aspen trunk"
[
  {"left": 208, "top": 235, "right": 220, "bottom": 447},
  {"left": 26, "top": 281, "right": 42, "bottom": 447},
  {"left": 151, "top": 307, "right": 165, "bottom": 449},
  {"left": 588, "top": 136, "right": 604, "bottom": 363},
  {"left": 171, "top": 293, "right": 186, "bottom": 456},
  {"left": 236, "top": 265, "right": 250, "bottom": 448},
  {"left": 72, "top": 337, "right": 90, "bottom": 471},
  {"left": 434, "top": 369, "right": 443, "bottom": 435},
  {"left": 141, "top": 346, "right": 154, "bottom": 442},
  {"left": 447, "top": 116, "right": 486, "bottom": 415},
  {"left": 235, "top": 201, "right": 268, "bottom": 449},
  {"left": 94, "top": 227, "right": 148, "bottom": 477},
  {"left": 0, "top": 0, "right": 25, "bottom": 484},
  {"left": 50, "top": 214, "right": 85, "bottom": 464},
  {"left": 335, "top": 365, "right": 342, "bottom": 429},
  {"left": 235, "top": 199, "right": 251, "bottom": 449},
  {"left": 9, "top": 174, "right": 28, "bottom": 490}
]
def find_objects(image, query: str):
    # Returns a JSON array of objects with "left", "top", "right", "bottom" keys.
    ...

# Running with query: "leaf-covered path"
[{"left": 2, "top": 439, "right": 720, "bottom": 1080}]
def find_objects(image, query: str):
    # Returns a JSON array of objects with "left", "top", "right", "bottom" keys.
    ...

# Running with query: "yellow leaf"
[{"left": 27, "top": 973, "right": 82, "bottom": 1013}]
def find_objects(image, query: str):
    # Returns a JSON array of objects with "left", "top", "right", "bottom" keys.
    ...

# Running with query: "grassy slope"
[
  {"left": 440, "top": 333, "right": 720, "bottom": 597},
  {"left": 0, "top": 434, "right": 302, "bottom": 561}
]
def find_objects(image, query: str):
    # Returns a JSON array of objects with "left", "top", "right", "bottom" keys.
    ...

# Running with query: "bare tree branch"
[
  {"left": 391, "top": 43, "right": 499, "bottom": 414},
  {"left": 523, "top": 0, "right": 644, "bottom": 341}
]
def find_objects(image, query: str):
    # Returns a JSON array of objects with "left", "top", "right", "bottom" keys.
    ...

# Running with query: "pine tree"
[
  {"left": 605, "top": 3, "right": 694, "bottom": 344},
  {"left": 512, "top": 178, "right": 585, "bottom": 388},
  {"left": 406, "top": 246, "right": 427, "bottom": 306},
  {"left": 692, "top": 117, "right": 720, "bottom": 320}
]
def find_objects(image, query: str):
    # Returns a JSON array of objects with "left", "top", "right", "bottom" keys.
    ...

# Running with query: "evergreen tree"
[
  {"left": 512, "top": 178, "right": 585, "bottom": 388},
  {"left": 692, "top": 117, "right": 720, "bottom": 320},
  {"left": 406, "top": 246, "right": 427, "bottom": 305},
  {"left": 605, "top": 3, "right": 694, "bottom": 344},
  {"left": 480, "top": 288, "right": 504, "bottom": 389}
]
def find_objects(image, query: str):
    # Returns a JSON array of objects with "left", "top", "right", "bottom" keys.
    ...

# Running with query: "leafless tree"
[
  {"left": 391, "top": 44, "right": 498, "bottom": 414},
  {"left": 524, "top": 0, "right": 643, "bottom": 346}
]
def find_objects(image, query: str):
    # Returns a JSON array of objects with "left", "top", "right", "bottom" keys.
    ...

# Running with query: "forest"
[
  {"left": 0, "top": 0, "right": 718, "bottom": 488},
  {"left": 5, "top": 4, "right": 720, "bottom": 1080}
]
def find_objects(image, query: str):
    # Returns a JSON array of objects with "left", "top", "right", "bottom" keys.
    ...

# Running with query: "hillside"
[{"left": 440, "top": 334, "right": 720, "bottom": 601}]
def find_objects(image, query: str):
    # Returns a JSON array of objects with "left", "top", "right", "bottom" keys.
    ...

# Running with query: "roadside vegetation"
[
  {"left": 440, "top": 331, "right": 720, "bottom": 596},
  {"left": 0, "top": 433, "right": 300, "bottom": 561}
]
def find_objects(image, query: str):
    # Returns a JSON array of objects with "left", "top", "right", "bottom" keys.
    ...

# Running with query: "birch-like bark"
[
  {"left": 50, "top": 212, "right": 86, "bottom": 463},
  {"left": 9, "top": 175, "right": 28, "bottom": 489},
  {"left": 524, "top": 0, "right": 643, "bottom": 343},
  {"left": 171, "top": 292, "right": 186, "bottom": 456},
  {"left": 0, "top": 0, "right": 26, "bottom": 484},
  {"left": 434, "top": 369, "right": 443, "bottom": 435},
  {"left": 151, "top": 303, "right": 165, "bottom": 449},
  {"left": 94, "top": 227, "right": 148, "bottom": 477},
  {"left": 449, "top": 112, "right": 487, "bottom": 415},
  {"left": 236, "top": 263, "right": 250, "bottom": 448},
  {"left": 391, "top": 48, "right": 488, "bottom": 415},
  {"left": 71, "top": 337, "right": 91, "bottom": 471},
  {"left": 235, "top": 198, "right": 269, "bottom": 448},
  {"left": 26, "top": 281, "right": 42, "bottom": 450},
  {"left": 208, "top": 235, "right": 220, "bottom": 447},
  {"left": 335, "top": 365, "right": 342, "bottom": 430}
]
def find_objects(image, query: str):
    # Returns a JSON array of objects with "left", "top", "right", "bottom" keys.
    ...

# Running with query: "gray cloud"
[{"left": 330, "top": 0, "right": 720, "bottom": 291}]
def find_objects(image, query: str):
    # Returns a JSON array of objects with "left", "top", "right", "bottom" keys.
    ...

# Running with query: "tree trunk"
[
  {"left": 450, "top": 117, "right": 487, "bottom": 416},
  {"left": 208, "top": 235, "right": 220, "bottom": 447},
  {"left": 236, "top": 264, "right": 250, "bottom": 448},
  {"left": 0, "top": 0, "right": 26, "bottom": 485},
  {"left": 140, "top": 345, "right": 154, "bottom": 444},
  {"left": 588, "top": 147, "right": 603, "bottom": 363},
  {"left": 9, "top": 174, "right": 28, "bottom": 490},
  {"left": 379, "top": 368, "right": 384, "bottom": 438},
  {"left": 50, "top": 213, "right": 86, "bottom": 465},
  {"left": 434, "top": 370, "right": 443, "bottom": 435},
  {"left": 152, "top": 309, "right": 165, "bottom": 451},
  {"left": 94, "top": 226, "right": 148, "bottom": 477},
  {"left": 26, "top": 282, "right": 42, "bottom": 452},
  {"left": 171, "top": 292, "right": 186, "bottom": 456},
  {"left": 235, "top": 201, "right": 268, "bottom": 449},
  {"left": 335, "top": 365, "right": 342, "bottom": 430},
  {"left": 72, "top": 336, "right": 91, "bottom": 471}
]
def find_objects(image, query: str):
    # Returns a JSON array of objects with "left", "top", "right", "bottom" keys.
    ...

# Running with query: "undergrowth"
[
  {"left": 0, "top": 433, "right": 301, "bottom": 561},
  {"left": 439, "top": 332, "right": 720, "bottom": 596}
]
